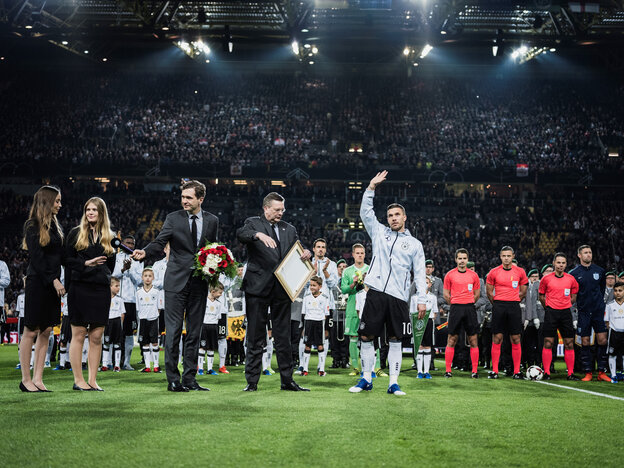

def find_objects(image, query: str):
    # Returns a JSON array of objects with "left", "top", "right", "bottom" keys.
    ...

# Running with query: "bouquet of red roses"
[{"left": 194, "top": 242, "right": 238, "bottom": 287}]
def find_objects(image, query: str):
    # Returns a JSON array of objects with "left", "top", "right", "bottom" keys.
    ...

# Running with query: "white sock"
[
  {"left": 609, "top": 355, "right": 617, "bottom": 377},
  {"left": 361, "top": 341, "right": 375, "bottom": 382},
  {"left": 416, "top": 350, "right": 424, "bottom": 373},
  {"left": 151, "top": 344, "right": 159, "bottom": 368},
  {"left": 46, "top": 334, "right": 54, "bottom": 362},
  {"left": 30, "top": 345, "right": 35, "bottom": 366},
  {"left": 423, "top": 349, "right": 432, "bottom": 373},
  {"left": 124, "top": 336, "right": 134, "bottom": 366},
  {"left": 388, "top": 341, "right": 402, "bottom": 386},
  {"left": 82, "top": 338, "right": 89, "bottom": 363},
  {"left": 59, "top": 346, "right": 67, "bottom": 367},
  {"left": 298, "top": 338, "right": 305, "bottom": 365},
  {"left": 218, "top": 338, "right": 227, "bottom": 368},
  {"left": 198, "top": 352, "right": 205, "bottom": 371},
  {"left": 318, "top": 348, "right": 326, "bottom": 372},
  {"left": 266, "top": 339, "right": 274, "bottom": 369},
  {"left": 321, "top": 338, "right": 329, "bottom": 362},
  {"left": 302, "top": 351, "right": 311, "bottom": 372},
  {"left": 207, "top": 352, "right": 214, "bottom": 371},
  {"left": 114, "top": 349, "right": 121, "bottom": 368},
  {"left": 102, "top": 348, "right": 111, "bottom": 367},
  {"left": 142, "top": 347, "right": 151, "bottom": 368}
]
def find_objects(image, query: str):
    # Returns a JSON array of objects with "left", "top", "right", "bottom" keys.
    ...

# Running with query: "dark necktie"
[
  {"left": 271, "top": 224, "right": 281, "bottom": 251},
  {"left": 191, "top": 215, "right": 198, "bottom": 249}
]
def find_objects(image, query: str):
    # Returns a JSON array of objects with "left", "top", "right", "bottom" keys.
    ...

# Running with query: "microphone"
[{"left": 112, "top": 237, "right": 134, "bottom": 255}]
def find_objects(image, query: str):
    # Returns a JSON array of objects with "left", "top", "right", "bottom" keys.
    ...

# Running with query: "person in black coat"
[
  {"left": 65, "top": 197, "right": 116, "bottom": 391},
  {"left": 236, "top": 192, "right": 312, "bottom": 392},
  {"left": 19, "top": 186, "right": 66, "bottom": 392}
]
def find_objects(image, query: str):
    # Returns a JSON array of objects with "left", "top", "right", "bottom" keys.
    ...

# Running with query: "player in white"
[
  {"left": 102, "top": 277, "right": 126, "bottom": 372},
  {"left": 112, "top": 234, "right": 143, "bottom": 370},
  {"left": 349, "top": 171, "right": 427, "bottom": 396},
  {"left": 15, "top": 277, "right": 25, "bottom": 370},
  {"left": 152, "top": 242, "right": 169, "bottom": 347},
  {"left": 199, "top": 283, "right": 225, "bottom": 376},
  {"left": 301, "top": 276, "right": 331, "bottom": 376},
  {"left": 136, "top": 267, "right": 163, "bottom": 373},
  {"left": 413, "top": 276, "right": 438, "bottom": 379},
  {"left": 605, "top": 282, "right": 624, "bottom": 382}
]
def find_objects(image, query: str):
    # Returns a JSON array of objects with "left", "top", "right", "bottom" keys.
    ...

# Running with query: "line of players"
[{"left": 12, "top": 236, "right": 624, "bottom": 385}]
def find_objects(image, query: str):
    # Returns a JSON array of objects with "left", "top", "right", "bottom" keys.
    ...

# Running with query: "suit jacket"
[
  {"left": 236, "top": 215, "right": 299, "bottom": 298},
  {"left": 144, "top": 209, "right": 219, "bottom": 293}
]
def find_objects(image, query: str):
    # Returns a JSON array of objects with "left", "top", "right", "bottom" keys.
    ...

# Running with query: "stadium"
[{"left": 1, "top": 1, "right": 623, "bottom": 466}]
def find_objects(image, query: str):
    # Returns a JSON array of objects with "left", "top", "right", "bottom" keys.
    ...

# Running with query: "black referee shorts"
[
  {"left": 491, "top": 300, "right": 522, "bottom": 336},
  {"left": 543, "top": 307, "right": 575, "bottom": 339},
  {"left": 448, "top": 304, "right": 479, "bottom": 336},
  {"left": 359, "top": 289, "right": 409, "bottom": 340}
]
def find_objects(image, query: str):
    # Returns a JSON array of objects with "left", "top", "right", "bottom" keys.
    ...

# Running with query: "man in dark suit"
[
  {"left": 133, "top": 180, "right": 218, "bottom": 392},
  {"left": 236, "top": 192, "right": 311, "bottom": 392}
]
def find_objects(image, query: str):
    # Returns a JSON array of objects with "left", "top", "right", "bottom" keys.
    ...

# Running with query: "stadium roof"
[{"left": 2, "top": 0, "right": 624, "bottom": 62}]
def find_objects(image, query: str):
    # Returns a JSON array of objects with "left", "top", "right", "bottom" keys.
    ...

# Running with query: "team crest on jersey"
[
  {"left": 593, "top": 273, "right": 600, "bottom": 280},
  {"left": 401, "top": 241, "right": 410, "bottom": 251},
  {"left": 359, "top": 322, "right": 365, "bottom": 330},
  {"left": 512, "top": 281, "right": 518, "bottom": 288},
  {"left": 385, "top": 235, "right": 391, "bottom": 241},
  {"left": 468, "top": 284, "right": 473, "bottom": 291}
]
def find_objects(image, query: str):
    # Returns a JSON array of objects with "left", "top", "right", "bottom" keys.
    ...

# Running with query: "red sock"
[
  {"left": 511, "top": 343, "right": 521, "bottom": 375},
  {"left": 445, "top": 347, "right": 455, "bottom": 373},
  {"left": 470, "top": 347, "right": 479, "bottom": 374},
  {"left": 542, "top": 348, "right": 552, "bottom": 375},
  {"left": 491, "top": 343, "right": 501, "bottom": 373},
  {"left": 564, "top": 349, "right": 575, "bottom": 376}
]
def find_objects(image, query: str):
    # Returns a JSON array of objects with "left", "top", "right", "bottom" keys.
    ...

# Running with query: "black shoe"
[
  {"left": 444, "top": 372, "right": 452, "bottom": 378},
  {"left": 281, "top": 380, "right": 310, "bottom": 391},
  {"left": 89, "top": 385, "right": 104, "bottom": 391},
  {"left": 330, "top": 360, "right": 340, "bottom": 369},
  {"left": 186, "top": 382, "right": 210, "bottom": 391},
  {"left": 167, "top": 382, "right": 189, "bottom": 392},
  {"left": 471, "top": 372, "right": 479, "bottom": 379},
  {"left": 73, "top": 383, "right": 94, "bottom": 391},
  {"left": 505, "top": 369, "right": 514, "bottom": 377},
  {"left": 19, "top": 382, "right": 43, "bottom": 393},
  {"left": 567, "top": 374, "right": 581, "bottom": 381},
  {"left": 542, "top": 373, "right": 551, "bottom": 380},
  {"left": 488, "top": 372, "right": 499, "bottom": 379},
  {"left": 513, "top": 372, "right": 526, "bottom": 380},
  {"left": 243, "top": 383, "right": 258, "bottom": 392}
]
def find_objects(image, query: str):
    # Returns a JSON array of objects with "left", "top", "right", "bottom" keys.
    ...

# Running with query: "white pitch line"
[{"left": 538, "top": 381, "right": 624, "bottom": 401}]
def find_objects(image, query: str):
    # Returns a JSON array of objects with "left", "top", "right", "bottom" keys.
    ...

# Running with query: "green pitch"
[{"left": 1, "top": 345, "right": 623, "bottom": 468}]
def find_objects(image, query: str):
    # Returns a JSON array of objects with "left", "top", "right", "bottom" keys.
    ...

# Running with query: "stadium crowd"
[{"left": 1, "top": 73, "right": 623, "bottom": 174}]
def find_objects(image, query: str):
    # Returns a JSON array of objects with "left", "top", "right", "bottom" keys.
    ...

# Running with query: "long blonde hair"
[
  {"left": 74, "top": 197, "right": 114, "bottom": 255},
  {"left": 22, "top": 185, "right": 64, "bottom": 250}
]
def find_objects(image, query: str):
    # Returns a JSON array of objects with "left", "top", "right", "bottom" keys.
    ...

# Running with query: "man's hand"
[
  {"left": 300, "top": 249, "right": 312, "bottom": 261},
  {"left": 132, "top": 249, "right": 146, "bottom": 261},
  {"left": 368, "top": 170, "right": 388, "bottom": 191},
  {"left": 417, "top": 303, "right": 427, "bottom": 320},
  {"left": 256, "top": 232, "right": 277, "bottom": 249},
  {"left": 323, "top": 259, "right": 330, "bottom": 271},
  {"left": 122, "top": 258, "right": 132, "bottom": 273}
]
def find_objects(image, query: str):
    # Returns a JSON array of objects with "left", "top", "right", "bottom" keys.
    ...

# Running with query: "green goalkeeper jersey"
[{"left": 341, "top": 264, "right": 369, "bottom": 317}]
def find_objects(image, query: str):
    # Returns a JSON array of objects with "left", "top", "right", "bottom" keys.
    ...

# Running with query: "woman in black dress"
[
  {"left": 66, "top": 197, "right": 116, "bottom": 391},
  {"left": 20, "top": 185, "right": 66, "bottom": 392}
]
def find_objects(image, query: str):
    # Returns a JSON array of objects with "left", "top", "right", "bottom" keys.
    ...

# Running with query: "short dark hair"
[
  {"left": 500, "top": 246, "right": 514, "bottom": 254},
  {"left": 313, "top": 238, "right": 327, "bottom": 248},
  {"left": 425, "top": 259, "right": 434, "bottom": 266},
  {"left": 613, "top": 282, "right": 624, "bottom": 289},
  {"left": 553, "top": 252, "right": 567, "bottom": 262},
  {"left": 387, "top": 203, "right": 406, "bottom": 215},
  {"left": 352, "top": 243, "right": 365, "bottom": 252},
  {"left": 455, "top": 248, "right": 468, "bottom": 259},
  {"left": 181, "top": 180, "right": 206, "bottom": 199},
  {"left": 577, "top": 244, "right": 591, "bottom": 254},
  {"left": 263, "top": 192, "right": 284, "bottom": 208},
  {"left": 122, "top": 235, "right": 135, "bottom": 242},
  {"left": 310, "top": 275, "right": 323, "bottom": 286},
  {"left": 210, "top": 282, "right": 225, "bottom": 292}
]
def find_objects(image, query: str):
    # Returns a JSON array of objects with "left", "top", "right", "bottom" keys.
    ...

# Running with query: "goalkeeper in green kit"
[{"left": 342, "top": 244, "right": 368, "bottom": 375}]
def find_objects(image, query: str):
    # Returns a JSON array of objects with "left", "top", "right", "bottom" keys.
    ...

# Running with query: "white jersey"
[
  {"left": 112, "top": 253, "right": 143, "bottom": 303},
  {"left": 204, "top": 298, "right": 225, "bottom": 325},
  {"left": 16, "top": 293, "right": 25, "bottom": 318},
  {"left": 355, "top": 289, "right": 367, "bottom": 318},
  {"left": 152, "top": 257, "right": 167, "bottom": 291},
  {"left": 302, "top": 293, "right": 330, "bottom": 322},
  {"left": 411, "top": 291, "right": 438, "bottom": 319},
  {"left": 109, "top": 295, "right": 126, "bottom": 320},
  {"left": 605, "top": 300, "right": 624, "bottom": 332},
  {"left": 136, "top": 287, "right": 162, "bottom": 321}
]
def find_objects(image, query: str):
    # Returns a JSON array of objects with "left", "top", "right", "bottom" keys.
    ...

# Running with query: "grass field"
[{"left": 2, "top": 344, "right": 623, "bottom": 468}]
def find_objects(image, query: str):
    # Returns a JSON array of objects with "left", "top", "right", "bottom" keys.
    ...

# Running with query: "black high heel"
[
  {"left": 19, "top": 382, "right": 42, "bottom": 393},
  {"left": 73, "top": 383, "right": 93, "bottom": 391},
  {"left": 89, "top": 384, "right": 104, "bottom": 392}
]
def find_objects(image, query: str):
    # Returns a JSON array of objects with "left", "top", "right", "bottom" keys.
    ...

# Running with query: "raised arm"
[{"left": 360, "top": 171, "right": 388, "bottom": 236}]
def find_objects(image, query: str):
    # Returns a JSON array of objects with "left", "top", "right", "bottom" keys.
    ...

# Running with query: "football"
[{"left": 526, "top": 365, "right": 545, "bottom": 381}]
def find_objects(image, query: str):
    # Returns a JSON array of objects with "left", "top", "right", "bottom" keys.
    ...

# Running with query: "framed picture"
[{"left": 274, "top": 240, "right": 315, "bottom": 302}]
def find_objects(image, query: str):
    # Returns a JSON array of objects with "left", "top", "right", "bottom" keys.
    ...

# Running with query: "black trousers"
[
  {"left": 245, "top": 284, "right": 293, "bottom": 385},
  {"left": 164, "top": 276, "right": 208, "bottom": 385},
  {"left": 290, "top": 319, "right": 302, "bottom": 363},
  {"left": 522, "top": 326, "right": 539, "bottom": 366}
]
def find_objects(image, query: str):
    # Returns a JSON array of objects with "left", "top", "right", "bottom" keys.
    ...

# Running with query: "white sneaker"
[{"left": 44, "top": 361, "right": 51, "bottom": 368}]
